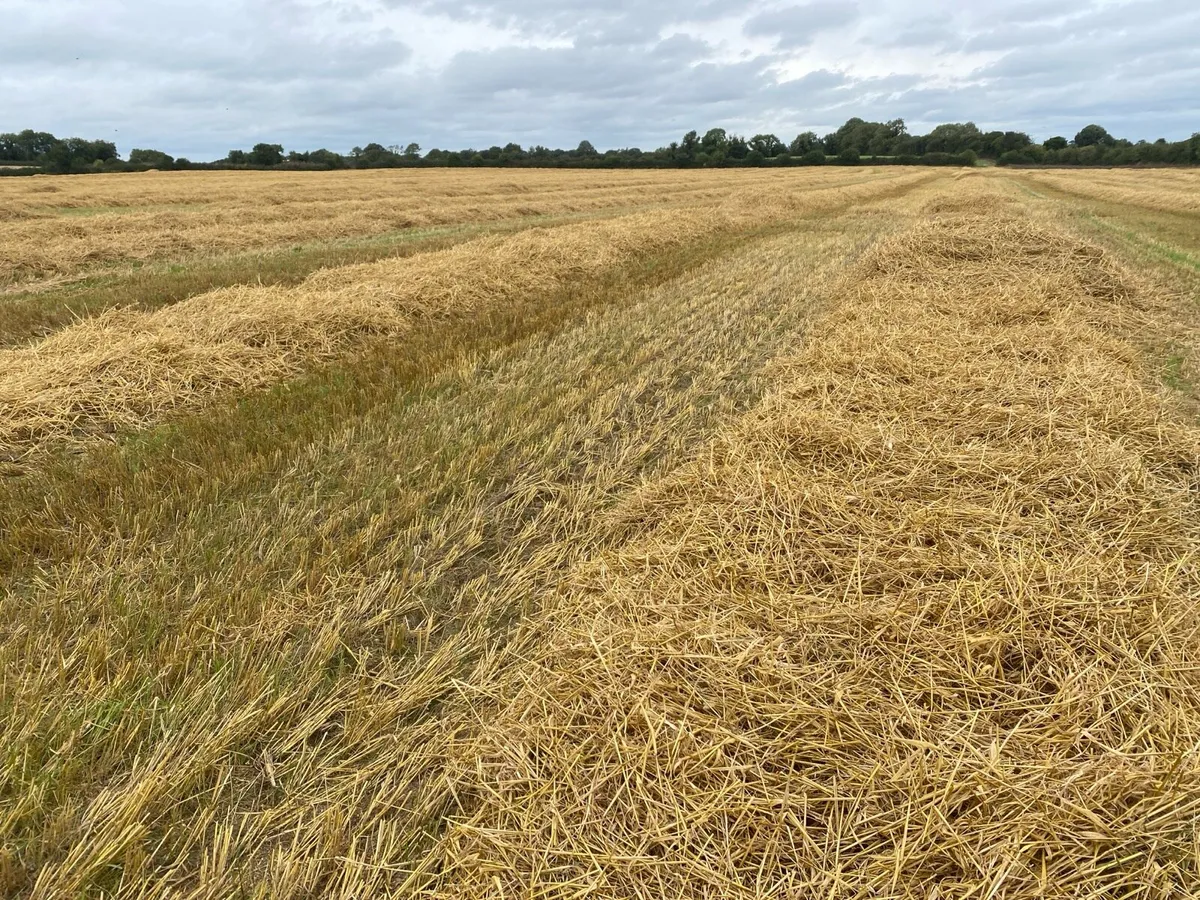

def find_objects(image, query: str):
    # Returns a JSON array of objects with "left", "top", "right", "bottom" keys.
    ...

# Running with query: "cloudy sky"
[{"left": 2, "top": 0, "right": 1198, "bottom": 159}]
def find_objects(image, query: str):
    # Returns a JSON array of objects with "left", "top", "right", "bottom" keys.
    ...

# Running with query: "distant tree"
[
  {"left": 1073, "top": 124, "right": 1114, "bottom": 147},
  {"left": 404, "top": 142, "right": 422, "bottom": 158},
  {"left": 788, "top": 131, "right": 819, "bottom": 155},
  {"left": 351, "top": 143, "right": 404, "bottom": 167},
  {"left": 727, "top": 135, "right": 749, "bottom": 160},
  {"left": 828, "top": 118, "right": 906, "bottom": 157},
  {"left": 680, "top": 130, "right": 700, "bottom": 161},
  {"left": 573, "top": 140, "right": 598, "bottom": 157},
  {"left": 308, "top": 148, "right": 346, "bottom": 169},
  {"left": 249, "top": 143, "right": 285, "bottom": 166},
  {"left": 748, "top": 133, "right": 785, "bottom": 157},
  {"left": 998, "top": 149, "right": 1034, "bottom": 166},
  {"left": 701, "top": 128, "right": 729, "bottom": 157},
  {"left": 0, "top": 129, "right": 59, "bottom": 162},
  {"left": 744, "top": 148, "right": 765, "bottom": 165},
  {"left": 129, "top": 148, "right": 175, "bottom": 168},
  {"left": 981, "top": 130, "right": 1005, "bottom": 156},
  {"left": 499, "top": 143, "right": 525, "bottom": 162},
  {"left": 43, "top": 138, "right": 118, "bottom": 173},
  {"left": 924, "top": 122, "right": 982, "bottom": 154},
  {"left": 870, "top": 119, "right": 907, "bottom": 155},
  {"left": 999, "top": 131, "right": 1032, "bottom": 153},
  {"left": 800, "top": 148, "right": 826, "bottom": 166},
  {"left": 227, "top": 149, "right": 248, "bottom": 164},
  {"left": 1043, "top": 136, "right": 1069, "bottom": 151},
  {"left": 836, "top": 147, "right": 861, "bottom": 165}
]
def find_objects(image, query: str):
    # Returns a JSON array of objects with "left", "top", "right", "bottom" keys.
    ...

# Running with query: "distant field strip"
[
  {"left": 0, "top": 168, "right": 901, "bottom": 284},
  {"left": 0, "top": 171, "right": 933, "bottom": 453},
  {"left": 1014, "top": 168, "right": 1200, "bottom": 215},
  {"left": 422, "top": 183, "right": 1200, "bottom": 897}
]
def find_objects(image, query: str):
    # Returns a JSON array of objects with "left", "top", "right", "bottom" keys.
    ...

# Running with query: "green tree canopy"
[
  {"left": 1074, "top": 124, "right": 1114, "bottom": 147},
  {"left": 748, "top": 134, "right": 785, "bottom": 157},
  {"left": 128, "top": 148, "right": 175, "bottom": 168},
  {"left": 250, "top": 143, "right": 285, "bottom": 166},
  {"left": 788, "top": 132, "right": 819, "bottom": 155},
  {"left": 701, "top": 128, "right": 729, "bottom": 156},
  {"left": 924, "top": 122, "right": 982, "bottom": 154}
]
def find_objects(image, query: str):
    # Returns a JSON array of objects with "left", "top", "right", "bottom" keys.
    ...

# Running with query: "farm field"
[
  {"left": 0, "top": 168, "right": 915, "bottom": 347},
  {"left": 1, "top": 167, "right": 1199, "bottom": 898}
]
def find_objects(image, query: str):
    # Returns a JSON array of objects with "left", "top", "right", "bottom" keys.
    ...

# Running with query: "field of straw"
[
  {"left": 0, "top": 169, "right": 932, "bottom": 453},
  {"left": 1, "top": 167, "right": 1199, "bottom": 898},
  {"left": 1016, "top": 167, "right": 1200, "bottom": 215},
  {"left": 0, "top": 167, "right": 896, "bottom": 286}
]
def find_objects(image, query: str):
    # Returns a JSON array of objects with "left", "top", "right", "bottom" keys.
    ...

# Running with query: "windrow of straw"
[
  {"left": 0, "top": 168, "right": 894, "bottom": 284},
  {"left": 422, "top": 189, "right": 1200, "bottom": 897},
  {"left": 0, "top": 171, "right": 934, "bottom": 453},
  {"left": 0, "top": 220, "right": 874, "bottom": 899}
]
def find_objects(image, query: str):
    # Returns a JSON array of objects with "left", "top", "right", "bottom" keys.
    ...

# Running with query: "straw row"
[{"left": 423, "top": 181, "right": 1200, "bottom": 897}]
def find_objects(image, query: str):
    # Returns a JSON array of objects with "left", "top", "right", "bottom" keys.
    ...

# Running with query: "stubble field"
[{"left": 1, "top": 165, "right": 1199, "bottom": 898}]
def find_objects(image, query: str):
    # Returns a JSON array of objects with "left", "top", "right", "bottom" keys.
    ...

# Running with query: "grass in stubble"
[
  {"left": 1011, "top": 171, "right": 1200, "bottom": 261},
  {"left": 0, "top": 223, "right": 765, "bottom": 565},
  {"left": 0, "top": 196, "right": 900, "bottom": 897}
]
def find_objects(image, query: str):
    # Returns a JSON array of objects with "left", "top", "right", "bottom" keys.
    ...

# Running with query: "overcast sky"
[{"left": 2, "top": 0, "right": 1198, "bottom": 159}]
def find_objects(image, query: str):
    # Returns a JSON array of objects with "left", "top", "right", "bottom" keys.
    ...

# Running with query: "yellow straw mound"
[{"left": 426, "top": 211, "right": 1200, "bottom": 897}]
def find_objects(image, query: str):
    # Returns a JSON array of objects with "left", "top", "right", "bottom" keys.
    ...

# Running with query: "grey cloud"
[
  {"left": 880, "top": 25, "right": 959, "bottom": 50},
  {"left": 441, "top": 39, "right": 768, "bottom": 105},
  {"left": 404, "top": 0, "right": 754, "bottom": 39},
  {"left": 0, "top": 4, "right": 411, "bottom": 82},
  {"left": 1, "top": 0, "right": 1197, "bottom": 161},
  {"left": 966, "top": 0, "right": 1200, "bottom": 52},
  {"left": 744, "top": 1, "right": 860, "bottom": 48}
]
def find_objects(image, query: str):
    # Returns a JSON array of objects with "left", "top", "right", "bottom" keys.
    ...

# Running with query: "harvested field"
[
  {"left": 0, "top": 167, "right": 898, "bottom": 286},
  {"left": 0, "top": 170, "right": 933, "bottom": 454},
  {"left": 1016, "top": 167, "right": 1200, "bottom": 216},
  {"left": 424, "top": 185, "right": 1200, "bottom": 897},
  {"left": 1, "top": 169, "right": 1199, "bottom": 899}
]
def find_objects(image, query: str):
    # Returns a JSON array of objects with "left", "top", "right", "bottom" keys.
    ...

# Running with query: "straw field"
[
  {"left": 1016, "top": 167, "right": 1200, "bottom": 216},
  {"left": 1, "top": 168, "right": 1198, "bottom": 898},
  {"left": 0, "top": 168, "right": 897, "bottom": 288},
  {"left": 0, "top": 169, "right": 932, "bottom": 453}
]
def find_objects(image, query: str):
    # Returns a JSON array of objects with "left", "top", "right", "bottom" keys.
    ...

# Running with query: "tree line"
[{"left": 3, "top": 120, "right": 1199, "bottom": 175}]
